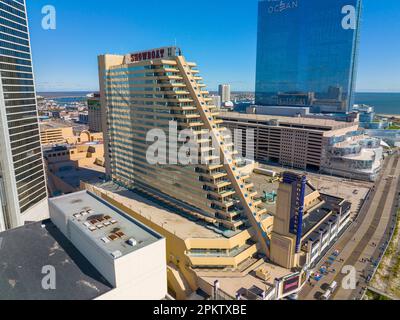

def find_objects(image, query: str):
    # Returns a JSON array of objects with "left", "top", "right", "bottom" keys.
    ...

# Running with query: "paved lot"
[{"left": 298, "top": 153, "right": 400, "bottom": 300}]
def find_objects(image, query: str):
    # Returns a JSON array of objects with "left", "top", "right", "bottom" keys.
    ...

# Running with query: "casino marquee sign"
[{"left": 124, "top": 47, "right": 181, "bottom": 64}]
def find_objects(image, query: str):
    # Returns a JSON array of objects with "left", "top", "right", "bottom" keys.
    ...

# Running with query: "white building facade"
[{"left": 0, "top": 0, "right": 48, "bottom": 231}]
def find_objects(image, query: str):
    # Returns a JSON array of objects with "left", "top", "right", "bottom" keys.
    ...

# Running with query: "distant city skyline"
[{"left": 26, "top": 0, "right": 400, "bottom": 92}]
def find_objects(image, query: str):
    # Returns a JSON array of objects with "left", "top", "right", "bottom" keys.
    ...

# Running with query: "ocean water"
[
  {"left": 355, "top": 93, "right": 400, "bottom": 115},
  {"left": 38, "top": 91, "right": 93, "bottom": 98},
  {"left": 234, "top": 93, "right": 400, "bottom": 114},
  {"left": 37, "top": 91, "right": 400, "bottom": 115},
  {"left": 38, "top": 91, "right": 93, "bottom": 105}
]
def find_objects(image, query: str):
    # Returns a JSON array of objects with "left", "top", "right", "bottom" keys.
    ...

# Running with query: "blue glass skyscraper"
[{"left": 255, "top": 0, "right": 362, "bottom": 113}]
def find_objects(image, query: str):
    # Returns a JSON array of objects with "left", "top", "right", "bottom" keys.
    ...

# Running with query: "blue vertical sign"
[{"left": 284, "top": 173, "right": 306, "bottom": 253}]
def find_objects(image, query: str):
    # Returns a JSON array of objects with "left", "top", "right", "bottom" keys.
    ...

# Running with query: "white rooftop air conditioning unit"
[
  {"left": 128, "top": 238, "right": 138, "bottom": 247},
  {"left": 111, "top": 250, "right": 123, "bottom": 259}
]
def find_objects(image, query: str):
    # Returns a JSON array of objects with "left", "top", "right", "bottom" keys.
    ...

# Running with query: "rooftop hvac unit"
[
  {"left": 111, "top": 250, "right": 123, "bottom": 259},
  {"left": 101, "top": 237, "right": 110, "bottom": 244},
  {"left": 128, "top": 238, "right": 138, "bottom": 247}
]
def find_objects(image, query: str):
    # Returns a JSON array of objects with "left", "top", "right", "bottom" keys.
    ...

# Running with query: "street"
[{"left": 299, "top": 152, "right": 400, "bottom": 300}]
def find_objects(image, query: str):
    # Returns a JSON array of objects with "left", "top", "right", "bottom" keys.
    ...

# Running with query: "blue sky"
[{"left": 26, "top": 0, "right": 400, "bottom": 92}]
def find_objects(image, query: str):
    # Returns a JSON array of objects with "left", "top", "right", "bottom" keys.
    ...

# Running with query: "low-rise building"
[
  {"left": 321, "top": 132, "right": 383, "bottom": 181},
  {"left": 0, "top": 191, "right": 167, "bottom": 300},
  {"left": 44, "top": 142, "right": 105, "bottom": 195},
  {"left": 270, "top": 172, "right": 351, "bottom": 270},
  {"left": 353, "top": 104, "right": 389, "bottom": 130},
  {"left": 44, "top": 142, "right": 105, "bottom": 172},
  {"left": 40, "top": 125, "right": 75, "bottom": 145},
  {"left": 42, "top": 130, "right": 105, "bottom": 196},
  {"left": 220, "top": 112, "right": 383, "bottom": 181},
  {"left": 83, "top": 181, "right": 304, "bottom": 301}
]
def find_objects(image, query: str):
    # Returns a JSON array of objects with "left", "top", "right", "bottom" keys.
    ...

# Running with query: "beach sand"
[{"left": 377, "top": 114, "right": 400, "bottom": 119}]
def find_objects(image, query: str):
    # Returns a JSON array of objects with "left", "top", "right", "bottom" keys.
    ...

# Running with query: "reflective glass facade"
[
  {"left": 0, "top": 0, "right": 47, "bottom": 229},
  {"left": 255, "top": 0, "right": 362, "bottom": 113}
]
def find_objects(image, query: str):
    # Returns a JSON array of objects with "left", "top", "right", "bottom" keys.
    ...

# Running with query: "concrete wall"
[
  {"left": 98, "top": 239, "right": 167, "bottom": 300},
  {"left": 20, "top": 199, "right": 49, "bottom": 225}
]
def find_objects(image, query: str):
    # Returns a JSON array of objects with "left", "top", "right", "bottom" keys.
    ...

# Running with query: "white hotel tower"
[{"left": 0, "top": 0, "right": 48, "bottom": 231}]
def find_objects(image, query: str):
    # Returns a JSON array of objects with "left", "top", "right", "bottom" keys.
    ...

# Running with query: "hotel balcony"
[
  {"left": 164, "top": 68, "right": 180, "bottom": 73},
  {"left": 172, "top": 90, "right": 191, "bottom": 95},
  {"left": 216, "top": 209, "right": 242, "bottom": 220},
  {"left": 203, "top": 154, "right": 220, "bottom": 163},
  {"left": 217, "top": 189, "right": 236, "bottom": 199},
  {"left": 210, "top": 111, "right": 220, "bottom": 117},
  {"left": 203, "top": 180, "right": 231, "bottom": 189},
  {"left": 199, "top": 146, "right": 216, "bottom": 154},
  {"left": 237, "top": 174, "right": 251, "bottom": 181},
  {"left": 257, "top": 208, "right": 268, "bottom": 216},
  {"left": 171, "top": 105, "right": 197, "bottom": 111},
  {"left": 181, "top": 121, "right": 205, "bottom": 128},
  {"left": 187, "top": 243, "right": 258, "bottom": 268},
  {"left": 203, "top": 164, "right": 224, "bottom": 173},
  {"left": 252, "top": 198, "right": 263, "bottom": 207},
  {"left": 192, "top": 129, "right": 210, "bottom": 135},
  {"left": 213, "top": 119, "right": 224, "bottom": 125},
  {"left": 161, "top": 75, "right": 184, "bottom": 80},
  {"left": 180, "top": 113, "right": 201, "bottom": 119},
  {"left": 211, "top": 197, "right": 237, "bottom": 209},
  {"left": 222, "top": 141, "right": 234, "bottom": 148},
  {"left": 243, "top": 182, "right": 254, "bottom": 189}
]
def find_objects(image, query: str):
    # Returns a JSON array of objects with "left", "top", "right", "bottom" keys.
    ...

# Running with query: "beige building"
[
  {"left": 94, "top": 47, "right": 355, "bottom": 300},
  {"left": 40, "top": 125, "right": 74, "bottom": 146},
  {"left": 43, "top": 130, "right": 105, "bottom": 196},
  {"left": 94, "top": 47, "right": 320, "bottom": 299},
  {"left": 44, "top": 143, "right": 104, "bottom": 171},
  {"left": 270, "top": 172, "right": 351, "bottom": 270},
  {"left": 220, "top": 112, "right": 383, "bottom": 181},
  {"left": 40, "top": 124, "right": 103, "bottom": 146},
  {"left": 98, "top": 47, "right": 270, "bottom": 255},
  {"left": 84, "top": 181, "right": 301, "bottom": 300}
]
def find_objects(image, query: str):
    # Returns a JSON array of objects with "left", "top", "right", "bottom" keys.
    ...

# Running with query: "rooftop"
[
  {"left": 302, "top": 193, "right": 348, "bottom": 240},
  {"left": 49, "top": 191, "right": 162, "bottom": 258},
  {"left": 198, "top": 261, "right": 293, "bottom": 299},
  {"left": 219, "top": 112, "right": 356, "bottom": 131},
  {"left": 40, "top": 120, "right": 73, "bottom": 131},
  {"left": 88, "top": 182, "right": 226, "bottom": 240},
  {"left": 0, "top": 221, "right": 112, "bottom": 300}
]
